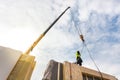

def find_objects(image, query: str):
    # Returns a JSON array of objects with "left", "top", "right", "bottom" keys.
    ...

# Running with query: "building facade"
[{"left": 42, "top": 60, "right": 117, "bottom": 80}]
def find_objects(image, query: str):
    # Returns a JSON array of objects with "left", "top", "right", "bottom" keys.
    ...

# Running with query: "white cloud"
[{"left": 77, "top": 0, "right": 120, "bottom": 21}]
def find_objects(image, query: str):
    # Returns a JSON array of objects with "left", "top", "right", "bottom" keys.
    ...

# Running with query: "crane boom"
[{"left": 25, "top": 7, "right": 70, "bottom": 54}]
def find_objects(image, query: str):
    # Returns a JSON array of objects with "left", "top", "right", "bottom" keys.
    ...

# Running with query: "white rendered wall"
[{"left": 0, "top": 46, "right": 21, "bottom": 80}]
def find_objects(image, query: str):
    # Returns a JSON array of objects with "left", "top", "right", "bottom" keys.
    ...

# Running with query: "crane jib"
[{"left": 25, "top": 7, "right": 70, "bottom": 54}]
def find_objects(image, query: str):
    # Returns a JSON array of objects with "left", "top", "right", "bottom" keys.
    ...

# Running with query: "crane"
[{"left": 25, "top": 7, "right": 70, "bottom": 54}]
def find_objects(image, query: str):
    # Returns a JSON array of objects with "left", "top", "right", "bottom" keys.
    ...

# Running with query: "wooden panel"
[
  {"left": 63, "top": 62, "right": 82, "bottom": 80},
  {"left": 7, "top": 54, "right": 35, "bottom": 80},
  {"left": 71, "top": 63, "right": 82, "bottom": 80},
  {"left": 27, "top": 61, "right": 36, "bottom": 80},
  {"left": 63, "top": 62, "right": 71, "bottom": 80},
  {"left": 42, "top": 60, "right": 58, "bottom": 80}
]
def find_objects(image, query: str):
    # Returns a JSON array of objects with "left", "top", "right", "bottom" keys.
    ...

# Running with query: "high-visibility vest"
[{"left": 76, "top": 52, "right": 81, "bottom": 58}]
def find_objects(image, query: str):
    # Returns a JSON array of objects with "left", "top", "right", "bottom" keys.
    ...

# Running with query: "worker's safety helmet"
[{"left": 77, "top": 51, "right": 80, "bottom": 55}]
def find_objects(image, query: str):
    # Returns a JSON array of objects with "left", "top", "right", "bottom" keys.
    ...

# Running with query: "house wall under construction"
[{"left": 42, "top": 60, "right": 117, "bottom": 80}]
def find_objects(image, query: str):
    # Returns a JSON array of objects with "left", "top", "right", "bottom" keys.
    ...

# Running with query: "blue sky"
[{"left": 0, "top": 0, "right": 120, "bottom": 79}]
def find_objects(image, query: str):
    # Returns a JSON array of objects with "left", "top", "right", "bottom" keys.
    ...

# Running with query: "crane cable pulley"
[{"left": 80, "top": 34, "right": 85, "bottom": 42}]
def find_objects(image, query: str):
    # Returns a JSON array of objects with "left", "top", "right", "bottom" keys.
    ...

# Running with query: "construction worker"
[{"left": 76, "top": 51, "right": 83, "bottom": 66}]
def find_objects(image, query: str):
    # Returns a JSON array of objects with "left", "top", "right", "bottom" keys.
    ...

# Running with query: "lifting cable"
[
  {"left": 74, "top": 24, "right": 81, "bottom": 36},
  {"left": 83, "top": 42, "right": 103, "bottom": 80},
  {"left": 74, "top": 24, "right": 103, "bottom": 80}
]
